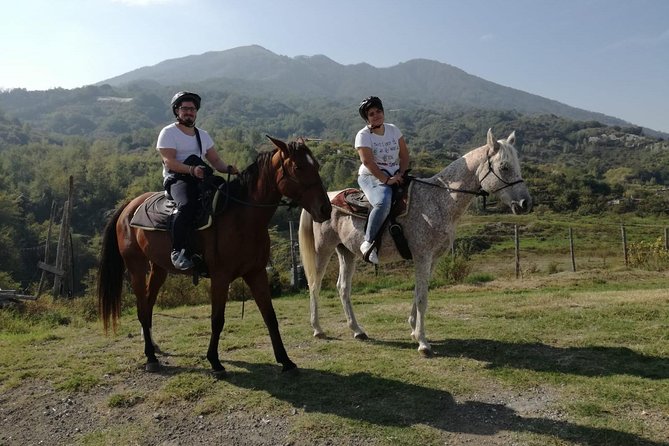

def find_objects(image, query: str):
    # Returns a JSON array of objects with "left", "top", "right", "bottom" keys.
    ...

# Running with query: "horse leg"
[
  {"left": 335, "top": 246, "right": 366, "bottom": 339},
  {"left": 408, "top": 301, "right": 417, "bottom": 333},
  {"left": 127, "top": 260, "right": 162, "bottom": 371},
  {"left": 206, "top": 275, "right": 229, "bottom": 375},
  {"left": 309, "top": 248, "right": 334, "bottom": 338},
  {"left": 142, "top": 264, "right": 167, "bottom": 355},
  {"left": 411, "top": 257, "right": 434, "bottom": 356},
  {"left": 244, "top": 270, "right": 297, "bottom": 373}
]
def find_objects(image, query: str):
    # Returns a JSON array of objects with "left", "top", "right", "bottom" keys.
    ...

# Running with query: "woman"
[{"left": 354, "top": 96, "right": 410, "bottom": 264}]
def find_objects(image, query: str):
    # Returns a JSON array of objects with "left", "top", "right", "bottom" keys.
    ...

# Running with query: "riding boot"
[{"left": 170, "top": 209, "right": 194, "bottom": 270}]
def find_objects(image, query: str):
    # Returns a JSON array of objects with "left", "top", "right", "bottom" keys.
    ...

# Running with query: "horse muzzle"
[
  {"left": 311, "top": 202, "right": 333, "bottom": 223},
  {"left": 510, "top": 198, "right": 532, "bottom": 215}
]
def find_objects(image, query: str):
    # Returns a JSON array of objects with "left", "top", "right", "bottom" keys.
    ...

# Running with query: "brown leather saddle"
[
  {"left": 331, "top": 181, "right": 414, "bottom": 260},
  {"left": 331, "top": 184, "right": 412, "bottom": 219}
]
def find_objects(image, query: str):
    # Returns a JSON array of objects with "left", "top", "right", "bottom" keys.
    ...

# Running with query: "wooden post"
[
  {"left": 52, "top": 201, "right": 68, "bottom": 297},
  {"left": 289, "top": 220, "right": 299, "bottom": 290},
  {"left": 664, "top": 227, "right": 668, "bottom": 251},
  {"left": 53, "top": 176, "right": 74, "bottom": 297},
  {"left": 569, "top": 227, "right": 576, "bottom": 272},
  {"left": 514, "top": 224, "right": 520, "bottom": 279},
  {"left": 621, "top": 224, "right": 628, "bottom": 267},
  {"left": 36, "top": 201, "right": 57, "bottom": 298}
]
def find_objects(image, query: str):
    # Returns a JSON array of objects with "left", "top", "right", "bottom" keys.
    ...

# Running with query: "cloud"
[{"left": 480, "top": 34, "right": 494, "bottom": 42}]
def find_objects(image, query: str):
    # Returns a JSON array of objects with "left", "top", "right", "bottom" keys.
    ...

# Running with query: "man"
[{"left": 156, "top": 91, "right": 238, "bottom": 270}]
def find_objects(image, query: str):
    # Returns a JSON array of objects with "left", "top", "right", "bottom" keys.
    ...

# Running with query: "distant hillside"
[{"left": 97, "top": 44, "right": 630, "bottom": 129}]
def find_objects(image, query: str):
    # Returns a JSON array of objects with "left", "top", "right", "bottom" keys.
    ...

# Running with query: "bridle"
[
  {"left": 478, "top": 155, "right": 525, "bottom": 194},
  {"left": 214, "top": 148, "right": 319, "bottom": 210},
  {"left": 412, "top": 154, "right": 524, "bottom": 199}
]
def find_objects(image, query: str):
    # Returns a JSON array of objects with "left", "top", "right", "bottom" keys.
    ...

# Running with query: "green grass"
[{"left": 2, "top": 268, "right": 669, "bottom": 445}]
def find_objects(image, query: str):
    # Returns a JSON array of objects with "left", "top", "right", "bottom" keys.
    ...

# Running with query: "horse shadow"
[
  {"left": 369, "top": 338, "right": 669, "bottom": 380},
  {"left": 225, "top": 360, "right": 666, "bottom": 446}
]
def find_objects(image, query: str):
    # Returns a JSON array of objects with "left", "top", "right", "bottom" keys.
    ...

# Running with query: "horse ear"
[
  {"left": 507, "top": 131, "right": 516, "bottom": 145},
  {"left": 487, "top": 128, "right": 500, "bottom": 151},
  {"left": 266, "top": 135, "right": 289, "bottom": 153}
]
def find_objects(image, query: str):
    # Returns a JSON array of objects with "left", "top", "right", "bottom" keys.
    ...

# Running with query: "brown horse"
[{"left": 97, "top": 136, "right": 331, "bottom": 375}]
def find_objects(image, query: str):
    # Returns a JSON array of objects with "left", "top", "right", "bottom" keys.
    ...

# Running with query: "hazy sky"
[{"left": 2, "top": 0, "right": 668, "bottom": 132}]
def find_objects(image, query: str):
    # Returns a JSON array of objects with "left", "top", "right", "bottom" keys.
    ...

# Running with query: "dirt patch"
[{"left": 0, "top": 375, "right": 295, "bottom": 446}]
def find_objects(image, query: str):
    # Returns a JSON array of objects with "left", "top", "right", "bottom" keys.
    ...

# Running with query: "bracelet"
[
  {"left": 189, "top": 165, "right": 195, "bottom": 176},
  {"left": 384, "top": 176, "right": 391, "bottom": 184}
]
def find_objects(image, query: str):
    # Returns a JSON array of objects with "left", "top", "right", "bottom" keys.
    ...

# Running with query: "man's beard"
[{"left": 178, "top": 117, "right": 196, "bottom": 127}]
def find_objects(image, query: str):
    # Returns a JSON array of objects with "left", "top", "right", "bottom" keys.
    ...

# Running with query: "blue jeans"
[{"left": 358, "top": 174, "right": 393, "bottom": 243}]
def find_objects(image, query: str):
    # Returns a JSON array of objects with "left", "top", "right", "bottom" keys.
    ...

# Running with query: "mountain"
[{"left": 98, "top": 45, "right": 629, "bottom": 129}]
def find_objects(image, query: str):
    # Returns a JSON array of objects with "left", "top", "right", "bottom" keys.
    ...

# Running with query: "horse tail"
[
  {"left": 298, "top": 209, "right": 317, "bottom": 287},
  {"left": 97, "top": 202, "right": 129, "bottom": 334}
]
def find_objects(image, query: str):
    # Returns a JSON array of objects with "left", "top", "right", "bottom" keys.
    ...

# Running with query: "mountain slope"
[{"left": 98, "top": 45, "right": 627, "bottom": 128}]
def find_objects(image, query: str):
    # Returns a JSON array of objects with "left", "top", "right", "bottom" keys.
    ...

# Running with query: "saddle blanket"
[{"left": 129, "top": 191, "right": 217, "bottom": 231}]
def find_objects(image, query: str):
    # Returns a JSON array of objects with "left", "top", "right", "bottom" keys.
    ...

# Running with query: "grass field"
[{"left": 1, "top": 267, "right": 668, "bottom": 445}]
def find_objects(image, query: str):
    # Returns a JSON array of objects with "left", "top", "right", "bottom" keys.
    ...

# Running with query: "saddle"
[
  {"left": 331, "top": 178, "right": 414, "bottom": 260},
  {"left": 331, "top": 183, "right": 413, "bottom": 219},
  {"left": 130, "top": 176, "right": 228, "bottom": 232}
]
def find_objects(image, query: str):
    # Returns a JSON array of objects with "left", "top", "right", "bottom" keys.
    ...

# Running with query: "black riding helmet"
[
  {"left": 171, "top": 91, "right": 201, "bottom": 117},
  {"left": 358, "top": 96, "right": 384, "bottom": 121}
]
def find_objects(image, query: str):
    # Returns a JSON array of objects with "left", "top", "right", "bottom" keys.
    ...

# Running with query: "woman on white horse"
[{"left": 355, "top": 96, "right": 411, "bottom": 264}]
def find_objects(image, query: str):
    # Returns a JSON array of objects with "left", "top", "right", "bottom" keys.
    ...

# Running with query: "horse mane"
[
  {"left": 234, "top": 149, "right": 276, "bottom": 199},
  {"left": 221, "top": 140, "right": 315, "bottom": 207}
]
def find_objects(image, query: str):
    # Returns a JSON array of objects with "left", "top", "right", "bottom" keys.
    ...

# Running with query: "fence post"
[
  {"left": 621, "top": 224, "right": 628, "bottom": 267},
  {"left": 569, "top": 227, "right": 576, "bottom": 272},
  {"left": 664, "top": 227, "right": 668, "bottom": 251},
  {"left": 514, "top": 224, "right": 520, "bottom": 279}
]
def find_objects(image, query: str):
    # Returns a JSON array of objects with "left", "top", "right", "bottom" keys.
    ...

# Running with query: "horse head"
[
  {"left": 479, "top": 128, "right": 532, "bottom": 214},
  {"left": 267, "top": 135, "right": 332, "bottom": 223}
]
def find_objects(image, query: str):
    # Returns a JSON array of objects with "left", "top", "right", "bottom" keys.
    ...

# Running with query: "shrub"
[
  {"left": 627, "top": 237, "right": 669, "bottom": 270},
  {"left": 435, "top": 254, "right": 471, "bottom": 284}
]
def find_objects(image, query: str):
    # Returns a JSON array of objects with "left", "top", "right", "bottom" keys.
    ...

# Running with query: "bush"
[
  {"left": 435, "top": 254, "right": 471, "bottom": 284},
  {"left": 627, "top": 237, "right": 669, "bottom": 270}
]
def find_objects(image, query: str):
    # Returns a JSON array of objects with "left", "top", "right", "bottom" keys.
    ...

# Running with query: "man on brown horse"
[{"left": 156, "top": 91, "right": 238, "bottom": 270}]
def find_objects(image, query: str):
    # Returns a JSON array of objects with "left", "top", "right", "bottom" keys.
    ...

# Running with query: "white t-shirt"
[
  {"left": 156, "top": 123, "right": 214, "bottom": 178},
  {"left": 354, "top": 123, "right": 403, "bottom": 176}
]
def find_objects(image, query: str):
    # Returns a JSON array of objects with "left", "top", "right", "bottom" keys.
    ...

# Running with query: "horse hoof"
[
  {"left": 418, "top": 348, "right": 434, "bottom": 358},
  {"left": 212, "top": 369, "right": 227, "bottom": 380},
  {"left": 145, "top": 361, "right": 160, "bottom": 373},
  {"left": 282, "top": 363, "right": 299, "bottom": 376},
  {"left": 354, "top": 332, "right": 369, "bottom": 341},
  {"left": 313, "top": 332, "right": 326, "bottom": 339}
]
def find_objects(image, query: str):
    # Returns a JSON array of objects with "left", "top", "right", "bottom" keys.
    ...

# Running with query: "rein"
[
  {"left": 211, "top": 150, "right": 301, "bottom": 211},
  {"left": 411, "top": 154, "right": 524, "bottom": 197}
]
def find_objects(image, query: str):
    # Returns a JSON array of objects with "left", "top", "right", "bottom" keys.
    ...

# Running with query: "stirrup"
[
  {"left": 360, "top": 241, "right": 378, "bottom": 264},
  {"left": 171, "top": 249, "right": 194, "bottom": 270}
]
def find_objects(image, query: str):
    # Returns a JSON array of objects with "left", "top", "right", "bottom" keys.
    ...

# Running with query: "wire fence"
[{"left": 454, "top": 217, "right": 669, "bottom": 278}]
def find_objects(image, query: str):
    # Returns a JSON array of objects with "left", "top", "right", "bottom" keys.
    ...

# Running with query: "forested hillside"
[{"left": 1, "top": 84, "right": 668, "bottom": 292}]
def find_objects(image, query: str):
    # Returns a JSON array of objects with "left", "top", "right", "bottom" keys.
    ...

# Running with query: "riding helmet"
[
  {"left": 358, "top": 96, "right": 384, "bottom": 121},
  {"left": 171, "top": 91, "right": 201, "bottom": 116}
]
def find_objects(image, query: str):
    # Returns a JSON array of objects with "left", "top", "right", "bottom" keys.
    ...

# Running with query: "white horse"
[{"left": 298, "top": 129, "right": 532, "bottom": 356}]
